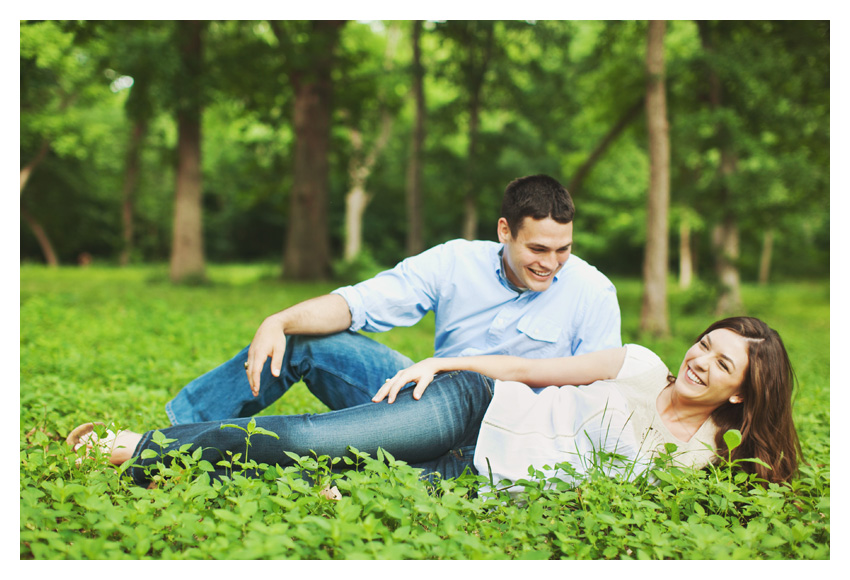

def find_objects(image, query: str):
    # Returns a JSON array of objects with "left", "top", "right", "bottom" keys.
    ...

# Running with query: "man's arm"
[
  {"left": 372, "top": 346, "right": 628, "bottom": 404},
  {"left": 245, "top": 294, "right": 352, "bottom": 396},
  {"left": 574, "top": 284, "right": 622, "bottom": 355}
]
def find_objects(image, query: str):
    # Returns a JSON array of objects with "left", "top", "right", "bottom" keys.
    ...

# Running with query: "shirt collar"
[
  {"left": 496, "top": 247, "right": 527, "bottom": 293},
  {"left": 496, "top": 246, "right": 565, "bottom": 294}
]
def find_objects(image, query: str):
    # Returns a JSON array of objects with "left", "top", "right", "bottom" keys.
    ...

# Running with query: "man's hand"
[
  {"left": 242, "top": 294, "right": 353, "bottom": 398},
  {"left": 372, "top": 358, "right": 442, "bottom": 404},
  {"left": 245, "top": 313, "right": 287, "bottom": 397}
]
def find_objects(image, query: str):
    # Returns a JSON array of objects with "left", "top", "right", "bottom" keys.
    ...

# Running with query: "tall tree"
[
  {"left": 119, "top": 120, "right": 146, "bottom": 266},
  {"left": 697, "top": 21, "right": 742, "bottom": 314},
  {"left": 460, "top": 22, "right": 495, "bottom": 241},
  {"left": 435, "top": 21, "right": 496, "bottom": 241},
  {"left": 169, "top": 20, "right": 206, "bottom": 282},
  {"left": 640, "top": 20, "right": 670, "bottom": 337},
  {"left": 20, "top": 21, "right": 96, "bottom": 266},
  {"left": 102, "top": 22, "right": 168, "bottom": 266},
  {"left": 677, "top": 208, "right": 696, "bottom": 289},
  {"left": 343, "top": 114, "right": 393, "bottom": 261},
  {"left": 271, "top": 20, "right": 345, "bottom": 280},
  {"left": 338, "top": 22, "right": 403, "bottom": 262},
  {"left": 406, "top": 19, "right": 427, "bottom": 256}
]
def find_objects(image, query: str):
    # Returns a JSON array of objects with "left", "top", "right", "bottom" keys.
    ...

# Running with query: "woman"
[{"left": 67, "top": 317, "right": 801, "bottom": 488}]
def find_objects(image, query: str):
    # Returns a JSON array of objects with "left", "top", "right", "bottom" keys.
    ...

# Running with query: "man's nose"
[{"left": 540, "top": 252, "right": 558, "bottom": 270}]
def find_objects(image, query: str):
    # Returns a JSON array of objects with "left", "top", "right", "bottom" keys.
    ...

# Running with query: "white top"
[{"left": 472, "top": 344, "right": 719, "bottom": 493}]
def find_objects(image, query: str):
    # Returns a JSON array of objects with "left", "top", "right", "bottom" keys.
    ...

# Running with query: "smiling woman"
[
  {"left": 658, "top": 328, "right": 751, "bottom": 441},
  {"left": 67, "top": 316, "right": 801, "bottom": 490}
]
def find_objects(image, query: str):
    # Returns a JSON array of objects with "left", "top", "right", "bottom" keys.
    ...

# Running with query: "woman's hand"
[{"left": 372, "top": 358, "right": 444, "bottom": 404}]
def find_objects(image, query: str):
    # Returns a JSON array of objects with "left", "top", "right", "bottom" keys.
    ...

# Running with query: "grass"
[{"left": 19, "top": 264, "right": 830, "bottom": 559}]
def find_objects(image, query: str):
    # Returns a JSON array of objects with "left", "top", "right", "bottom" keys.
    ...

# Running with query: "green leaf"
[
  {"left": 723, "top": 429, "right": 743, "bottom": 452},
  {"left": 249, "top": 426, "right": 280, "bottom": 440}
]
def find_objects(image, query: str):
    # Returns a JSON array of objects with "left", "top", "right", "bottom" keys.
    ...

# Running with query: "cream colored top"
[{"left": 473, "top": 344, "right": 718, "bottom": 492}]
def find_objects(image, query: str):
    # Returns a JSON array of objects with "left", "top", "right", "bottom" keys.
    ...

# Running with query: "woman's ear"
[{"left": 729, "top": 394, "right": 743, "bottom": 404}]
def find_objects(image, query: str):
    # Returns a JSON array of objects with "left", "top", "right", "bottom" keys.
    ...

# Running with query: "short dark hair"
[{"left": 500, "top": 175, "right": 575, "bottom": 236}]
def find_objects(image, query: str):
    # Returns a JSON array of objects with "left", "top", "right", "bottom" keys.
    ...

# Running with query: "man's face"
[{"left": 498, "top": 216, "right": 573, "bottom": 292}]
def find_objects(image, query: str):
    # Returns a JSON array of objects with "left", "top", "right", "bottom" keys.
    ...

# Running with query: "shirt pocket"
[{"left": 516, "top": 314, "right": 563, "bottom": 345}]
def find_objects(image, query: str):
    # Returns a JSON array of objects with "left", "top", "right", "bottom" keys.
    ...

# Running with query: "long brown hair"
[{"left": 699, "top": 317, "right": 801, "bottom": 483}]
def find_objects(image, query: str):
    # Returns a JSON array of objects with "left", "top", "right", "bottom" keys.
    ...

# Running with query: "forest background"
[{"left": 20, "top": 19, "right": 829, "bottom": 330}]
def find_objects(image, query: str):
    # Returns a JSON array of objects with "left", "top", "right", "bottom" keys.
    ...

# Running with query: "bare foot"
[{"left": 66, "top": 423, "right": 143, "bottom": 465}]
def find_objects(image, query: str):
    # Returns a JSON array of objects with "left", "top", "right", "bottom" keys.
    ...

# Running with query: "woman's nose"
[{"left": 692, "top": 355, "right": 709, "bottom": 371}]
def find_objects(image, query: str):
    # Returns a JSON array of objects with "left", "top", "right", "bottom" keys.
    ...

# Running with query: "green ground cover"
[{"left": 20, "top": 264, "right": 830, "bottom": 559}]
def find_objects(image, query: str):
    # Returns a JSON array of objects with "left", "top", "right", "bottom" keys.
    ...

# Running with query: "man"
[{"left": 166, "top": 174, "right": 621, "bottom": 425}]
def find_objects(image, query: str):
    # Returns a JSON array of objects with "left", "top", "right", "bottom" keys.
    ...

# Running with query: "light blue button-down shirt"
[{"left": 332, "top": 239, "right": 621, "bottom": 359}]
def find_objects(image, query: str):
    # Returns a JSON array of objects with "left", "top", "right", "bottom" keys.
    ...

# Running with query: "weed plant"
[{"left": 20, "top": 264, "right": 830, "bottom": 559}]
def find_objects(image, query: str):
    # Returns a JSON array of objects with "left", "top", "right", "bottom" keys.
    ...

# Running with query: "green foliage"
[
  {"left": 20, "top": 20, "right": 828, "bottom": 282},
  {"left": 20, "top": 265, "right": 829, "bottom": 559},
  {"left": 332, "top": 251, "right": 386, "bottom": 286}
]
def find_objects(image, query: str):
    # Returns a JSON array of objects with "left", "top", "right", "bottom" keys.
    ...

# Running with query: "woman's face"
[{"left": 674, "top": 328, "right": 750, "bottom": 409}]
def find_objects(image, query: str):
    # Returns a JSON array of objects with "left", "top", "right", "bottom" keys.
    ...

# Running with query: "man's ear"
[{"left": 497, "top": 218, "right": 512, "bottom": 244}]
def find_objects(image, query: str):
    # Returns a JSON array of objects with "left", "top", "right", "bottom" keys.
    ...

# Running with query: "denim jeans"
[
  {"left": 130, "top": 371, "right": 495, "bottom": 487},
  {"left": 166, "top": 331, "right": 417, "bottom": 425}
]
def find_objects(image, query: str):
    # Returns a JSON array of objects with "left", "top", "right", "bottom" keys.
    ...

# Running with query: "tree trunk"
[
  {"left": 20, "top": 140, "right": 58, "bottom": 266},
  {"left": 170, "top": 20, "right": 206, "bottom": 283},
  {"left": 678, "top": 211, "right": 694, "bottom": 290},
  {"left": 712, "top": 151, "right": 743, "bottom": 315},
  {"left": 758, "top": 228, "right": 774, "bottom": 285},
  {"left": 461, "top": 22, "right": 495, "bottom": 241},
  {"left": 406, "top": 19, "right": 426, "bottom": 256},
  {"left": 20, "top": 206, "right": 59, "bottom": 267},
  {"left": 342, "top": 25, "right": 398, "bottom": 263},
  {"left": 120, "top": 120, "right": 146, "bottom": 266},
  {"left": 283, "top": 21, "right": 344, "bottom": 280},
  {"left": 20, "top": 140, "right": 50, "bottom": 194},
  {"left": 713, "top": 214, "right": 743, "bottom": 315},
  {"left": 461, "top": 103, "right": 481, "bottom": 241},
  {"left": 343, "top": 112, "right": 393, "bottom": 261},
  {"left": 568, "top": 98, "right": 644, "bottom": 195},
  {"left": 640, "top": 20, "right": 670, "bottom": 337},
  {"left": 699, "top": 20, "right": 743, "bottom": 314},
  {"left": 344, "top": 183, "right": 369, "bottom": 261}
]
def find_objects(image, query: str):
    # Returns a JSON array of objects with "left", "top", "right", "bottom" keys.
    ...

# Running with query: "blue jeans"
[
  {"left": 166, "top": 332, "right": 417, "bottom": 424},
  {"left": 129, "top": 371, "right": 495, "bottom": 487}
]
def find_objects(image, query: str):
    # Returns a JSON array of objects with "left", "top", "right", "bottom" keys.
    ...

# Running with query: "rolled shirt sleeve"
[{"left": 332, "top": 244, "right": 443, "bottom": 333}]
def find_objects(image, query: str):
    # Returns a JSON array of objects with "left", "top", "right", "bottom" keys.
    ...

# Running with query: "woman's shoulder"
[{"left": 616, "top": 344, "right": 667, "bottom": 380}]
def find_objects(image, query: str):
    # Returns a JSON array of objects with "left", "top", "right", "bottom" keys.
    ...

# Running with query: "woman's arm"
[{"left": 372, "top": 346, "right": 627, "bottom": 404}]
